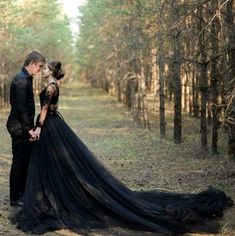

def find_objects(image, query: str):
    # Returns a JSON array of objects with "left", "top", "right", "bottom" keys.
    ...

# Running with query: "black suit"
[{"left": 6, "top": 67, "right": 35, "bottom": 202}]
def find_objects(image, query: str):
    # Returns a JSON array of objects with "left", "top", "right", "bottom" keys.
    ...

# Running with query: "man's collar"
[{"left": 22, "top": 67, "right": 33, "bottom": 80}]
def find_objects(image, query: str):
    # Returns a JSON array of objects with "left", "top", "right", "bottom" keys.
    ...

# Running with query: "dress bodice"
[{"left": 39, "top": 82, "right": 59, "bottom": 112}]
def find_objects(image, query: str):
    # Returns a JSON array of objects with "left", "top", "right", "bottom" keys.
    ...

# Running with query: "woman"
[{"left": 12, "top": 60, "right": 233, "bottom": 235}]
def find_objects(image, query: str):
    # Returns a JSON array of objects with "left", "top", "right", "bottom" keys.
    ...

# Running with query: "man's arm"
[{"left": 15, "top": 78, "right": 32, "bottom": 132}]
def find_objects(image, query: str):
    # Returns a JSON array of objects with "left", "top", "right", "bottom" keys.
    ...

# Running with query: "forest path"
[{"left": 0, "top": 81, "right": 234, "bottom": 236}]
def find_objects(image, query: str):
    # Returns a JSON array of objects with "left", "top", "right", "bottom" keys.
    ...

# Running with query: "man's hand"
[
  {"left": 28, "top": 127, "right": 41, "bottom": 141},
  {"left": 28, "top": 129, "right": 36, "bottom": 142}
]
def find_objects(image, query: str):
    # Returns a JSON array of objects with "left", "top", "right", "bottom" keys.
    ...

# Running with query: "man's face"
[{"left": 29, "top": 61, "right": 44, "bottom": 76}]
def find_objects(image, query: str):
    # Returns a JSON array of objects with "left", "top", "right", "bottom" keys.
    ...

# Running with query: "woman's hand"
[
  {"left": 28, "top": 127, "right": 41, "bottom": 141},
  {"left": 34, "top": 127, "right": 41, "bottom": 140}
]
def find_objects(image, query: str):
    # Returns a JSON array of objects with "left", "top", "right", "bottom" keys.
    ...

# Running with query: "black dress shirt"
[{"left": 6, "top": 67, "right": 35, "bottom": 137}]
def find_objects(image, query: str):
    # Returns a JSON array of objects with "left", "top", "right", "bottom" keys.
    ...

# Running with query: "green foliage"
[
  {"left": 0, "top": 0, "right": 74, "bottom": 77},
  {"left": 75, "top": 0, "right": 160, "bottom": 80}
]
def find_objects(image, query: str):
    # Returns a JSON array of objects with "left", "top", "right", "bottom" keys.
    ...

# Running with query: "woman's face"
[{"left": 42, "top": 64, "right": 52, "bottom": 78}]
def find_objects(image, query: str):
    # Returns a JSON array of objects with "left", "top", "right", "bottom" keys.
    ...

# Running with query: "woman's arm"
[
  {"left": 36, "top": 85, "right": 55, "bottom": 127},
  {"left": 31, "top": 84, "right": 56, "bottom": 140}
]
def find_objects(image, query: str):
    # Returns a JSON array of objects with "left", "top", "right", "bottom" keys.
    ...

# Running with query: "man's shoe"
[{"left": 10, "top": 200, "right": 23, "bottom": 207}]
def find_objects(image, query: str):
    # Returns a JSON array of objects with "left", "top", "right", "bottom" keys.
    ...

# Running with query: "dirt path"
[{"left": 0, "top": 82, "right": 234, "bottom": 236}]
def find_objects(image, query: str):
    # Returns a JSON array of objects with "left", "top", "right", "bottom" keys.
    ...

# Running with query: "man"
[{"left": 6, "top": 50, "right": 45, "bottom": 207}]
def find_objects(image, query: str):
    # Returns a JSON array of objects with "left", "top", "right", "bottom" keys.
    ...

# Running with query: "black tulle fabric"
[{"left": 12, "top": 83, "right": 233, "bottom": 235}]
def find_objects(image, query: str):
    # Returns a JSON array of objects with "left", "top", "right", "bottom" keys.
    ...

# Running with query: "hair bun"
[
  {"left": 48, "top": 60, "right": 65, "bottom": 80},
  {"left": 54, "top": 61, "right": 61, "bottom": 70},
  {"left": 57, "top": 68, "right": 65, "bottom": 80}
]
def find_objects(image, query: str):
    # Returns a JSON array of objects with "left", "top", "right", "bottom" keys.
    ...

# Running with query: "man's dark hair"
[{"left": 23, "top": 50, "right": 46, "bottom": 66}]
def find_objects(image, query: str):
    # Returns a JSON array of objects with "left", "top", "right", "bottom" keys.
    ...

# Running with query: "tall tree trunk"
[
  {"left": 189, "top": 69, "right": 194, "bottom": 116},
  {"left": 172, "top": 1, "right": 182, "bottom": 144},
  {"left": 207, "top": 97, "right": 212, "bottom": 125},
  {"left": 139, "top": 71, "right": 150, "bottom": 129},
  {"left": 198, "top": 6, "right": 208, "bottom": 151},
  {"left": 225, "top": 0, "right": 235, "bottom": 159},
  {"left": 210, "top": 1, "right": 220, "bottom": 154},
  {"left": 193, "top": 69, "right": 200, "bottom": 118},
  {"left": 133, "top": 1, "right": 150, "bottom": 129},
  {"left": 183, "top": 77, "right": 189, "bottom": 113},
  {"left": 140, "top": 34, "right": 150, "bottom": 130},
  {"left": 157, "top": 32, "right": 165, "bottom": 138}
]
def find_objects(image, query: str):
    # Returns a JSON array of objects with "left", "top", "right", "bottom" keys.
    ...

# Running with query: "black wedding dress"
[{"left": 12, "top": 83, "right": 233, "bottom": 235}]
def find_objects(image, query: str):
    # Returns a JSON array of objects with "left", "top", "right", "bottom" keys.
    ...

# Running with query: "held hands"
[{"left": 29, "top": 127, "right": 41, "bottom": 142}]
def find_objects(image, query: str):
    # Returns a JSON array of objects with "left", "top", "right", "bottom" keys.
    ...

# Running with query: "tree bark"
[
  {"left": 193, "top": 69, "right": 200, "bottom": 118},
  {"left": 210, "top": 0, "right": 220, "bottom": 154},
  {"left": 157, "top": 32, "right": 166, "bottom": 138},
  {"left": 225, "top": 0, "right": 235, "bottom": 159},
  {"left": 172, "top": 1, "right": 182, "bottom": 144},
  {"left": 198, "top": 5, "right": 208, "bottom": 151}
]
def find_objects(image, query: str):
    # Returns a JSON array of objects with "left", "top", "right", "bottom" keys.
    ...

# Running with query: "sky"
[{"left": 58, "top": 0, "right": 87, "bottom": 35}]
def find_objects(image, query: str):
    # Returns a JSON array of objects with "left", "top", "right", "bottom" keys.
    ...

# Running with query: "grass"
[{"left": 0, "top": 81, "right": 234, "bottom": 236}]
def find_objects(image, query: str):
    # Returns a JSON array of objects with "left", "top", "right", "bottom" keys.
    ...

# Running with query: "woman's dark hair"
[
  {"left": 23, "top": 49, "right": 46, "bottom": 66},
  {"left": 48, "top": 60, "right": 65, "bottom": 80}
]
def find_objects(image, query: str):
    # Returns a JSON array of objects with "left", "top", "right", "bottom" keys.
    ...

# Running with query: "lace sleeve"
[
  {"left": 36, "top": 84, "right": 56, "bottom": 127},
  {"left": 43, "top": 88, "right": 53, "bottom": 107}
]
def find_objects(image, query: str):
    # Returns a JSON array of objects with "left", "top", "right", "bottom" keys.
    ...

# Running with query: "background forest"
[
  {"left": 1, "top": 0, "right": 235, "bottom": 156},
  {"left": 0, "top": 0, "right": 235, "bottom": 235}
]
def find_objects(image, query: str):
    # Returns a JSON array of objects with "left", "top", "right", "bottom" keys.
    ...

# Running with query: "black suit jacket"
[{"left": 6, "top": 67, "right": 35, "bottom": 137}]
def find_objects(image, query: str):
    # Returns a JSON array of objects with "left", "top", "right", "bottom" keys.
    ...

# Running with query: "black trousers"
[{"left": 10, "top": 135, "right": 32, "bottom": 201}]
